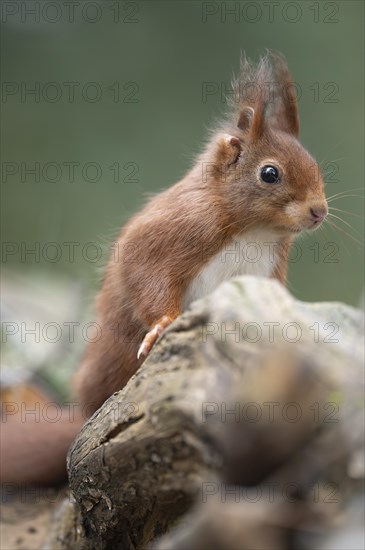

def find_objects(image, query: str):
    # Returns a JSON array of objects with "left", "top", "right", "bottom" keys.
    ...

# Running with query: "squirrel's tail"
[{"left": 0, "top": 411, "right": 85, "bottom": 486}]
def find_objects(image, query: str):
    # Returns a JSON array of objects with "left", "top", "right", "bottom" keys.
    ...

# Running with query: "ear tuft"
[
  {"left": 232, "top": 55, "right": 270, "bottom": 142},
  {"left": 230, "top": 52, "right": 299, "bottom": 140},
  {"left": 266, "top": 52, "right": 299, "bottom": 136}
]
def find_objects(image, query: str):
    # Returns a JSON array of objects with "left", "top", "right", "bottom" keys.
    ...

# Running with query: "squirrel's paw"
[{"left": 137, "top": 315, "right": 172, "bottom": 359}]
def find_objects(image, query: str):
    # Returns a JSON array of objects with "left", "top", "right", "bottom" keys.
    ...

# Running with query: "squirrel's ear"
[
  {"left": 216, "top": 134, "right": 242, "bottom": 166},
  {"left": 270, "top": 54, "right": 299, "bottom": 137},
  {"left": 231, "top": 54, "right": 271, "bottom": 142},
  {"left": 231, "top": 53, "right": 298, "bottom": 140},
  {"left": 237, "top": 104, "right": 266, "bottom": 142}
]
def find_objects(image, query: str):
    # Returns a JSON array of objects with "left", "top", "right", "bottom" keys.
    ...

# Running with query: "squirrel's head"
[{"left": 208, "top": 53, "right": 328, "bottom": 236}]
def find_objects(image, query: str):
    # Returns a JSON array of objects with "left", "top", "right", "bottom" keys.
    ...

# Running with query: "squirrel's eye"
[{"left": 260, "top": 165, "right": 280, "bottom": 184}]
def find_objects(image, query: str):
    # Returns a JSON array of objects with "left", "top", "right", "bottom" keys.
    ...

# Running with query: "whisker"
[
  {"left": 329, "top": 207, "right": 365, "bottom": 220},
  {"left": 325, "top": 219, "right": 363, "bottom": 246},
  {"left": 319, "top": 221, "right": 331, "bottom": 244},
  {"left": 322, "top": 220, "right": 352, "bottom": 258},
  {"left": 326, "top": 187, "right": 365, "bottom": 200},
  {"left": 327, "top": 194, "right": 365, "bottom": 203},
  {"left": 327, "top": 213, "right": 364, "bottom": 240}
]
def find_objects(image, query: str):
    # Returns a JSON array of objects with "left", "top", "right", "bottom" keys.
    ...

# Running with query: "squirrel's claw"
[
  {"left": 137, "top": 341, "right": 150, "bottom": 360},
  {"left": 137, "top": 315, "right": 173, "bottom": 359}
]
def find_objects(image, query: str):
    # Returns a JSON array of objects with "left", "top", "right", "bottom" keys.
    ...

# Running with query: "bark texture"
[{"left": 44, "top": 276, "right": 364, "bottom": 550}]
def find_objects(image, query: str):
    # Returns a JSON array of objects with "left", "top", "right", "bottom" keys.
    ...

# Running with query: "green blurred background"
[{"left": 2, "top": 0, "right": 364, "bottom": 311}]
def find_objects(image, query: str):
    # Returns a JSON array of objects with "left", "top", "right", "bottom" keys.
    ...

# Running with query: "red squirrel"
[{"left": 1, "top": 53, "right": 328, "bottom": 485}]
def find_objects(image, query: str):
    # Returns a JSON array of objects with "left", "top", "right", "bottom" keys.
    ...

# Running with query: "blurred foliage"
[{"left": 1, "top": 0, "right": 364, "bottom": 309}]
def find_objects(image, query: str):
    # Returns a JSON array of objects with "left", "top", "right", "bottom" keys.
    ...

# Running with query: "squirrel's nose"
[{"left": 310, "top": 205, "right": 328, "bottom": 223}]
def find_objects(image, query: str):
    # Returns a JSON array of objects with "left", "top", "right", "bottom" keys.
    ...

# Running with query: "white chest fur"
[{"left": 182, "top": 228, "right": 281, "bottom": 310}]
